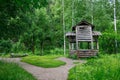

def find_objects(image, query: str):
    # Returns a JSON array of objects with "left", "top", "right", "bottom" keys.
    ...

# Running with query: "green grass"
[
  {"left": 0, "top": 54, "right": 10, "bottom": 58},
  {"left": 0, "top": 60, "right": 36, "bottom": 80},
  {"left": 21, "top": 55, "right": 66, "bottom": 68},
  {"left": 73, "top": 62, "right": 80, "bottom": 64},
  {"left": 68, "top": 54, "right": 120, "bottom": 80}
]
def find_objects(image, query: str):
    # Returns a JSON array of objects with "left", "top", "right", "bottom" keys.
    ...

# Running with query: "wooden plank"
[
  {"left": 76, "top": 50, "right": 98, "bottom": 58},
  {"left": 76, "top": 26, "right": 78, "bottom": 49},
  {"left": 97, "top": 41, "right": 99, "bottom": 49},
  {"left": 90, "top": 27, "right": 94, "bottom": 49},
  {"left": 76, "top": 26, "right": 92, "bottom": 41}
]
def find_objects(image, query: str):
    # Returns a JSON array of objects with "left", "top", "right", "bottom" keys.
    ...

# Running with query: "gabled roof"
[{"left": 72, "top": 20, "right": 95, "bottom": 31}]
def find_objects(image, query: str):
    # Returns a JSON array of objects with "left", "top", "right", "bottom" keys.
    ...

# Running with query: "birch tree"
[
  {"left": 62, "top": 0, "right": 66, "bottom": 55},
  {"left": 113, "top": 0, "right": 118, "bottom": 52}
]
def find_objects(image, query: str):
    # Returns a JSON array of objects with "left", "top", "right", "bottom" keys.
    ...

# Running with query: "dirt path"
[{"left": 0, "top": 57, "right": 85, "bottom": 80}]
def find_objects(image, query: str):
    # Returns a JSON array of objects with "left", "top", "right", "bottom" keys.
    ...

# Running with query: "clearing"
[{"left": 0, "top": 57, "right": 85, "bottom": 80}]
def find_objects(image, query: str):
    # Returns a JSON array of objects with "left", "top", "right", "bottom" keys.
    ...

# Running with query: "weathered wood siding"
[{"left": 76, "top": 26, "right": 92, "bottom": 41}]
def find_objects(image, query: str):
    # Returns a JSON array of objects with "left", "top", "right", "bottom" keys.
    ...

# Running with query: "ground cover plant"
[
  {"left": 68, "top": 54, "right": 120, "bottom": 80},
  {"left": 0, "top": 60, "right": 36, "bottom": 80},
  {"left": 21, "top": 55, "right": 66, "bottom": 68}
]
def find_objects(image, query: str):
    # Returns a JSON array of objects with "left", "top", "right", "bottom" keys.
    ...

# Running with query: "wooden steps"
[{"left": 70, "top": 50, "right": 98, "bottom": 58}]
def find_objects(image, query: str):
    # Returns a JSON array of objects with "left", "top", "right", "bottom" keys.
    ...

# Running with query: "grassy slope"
[
  {"left": 68, "top": 54, "right": 120, "bottom": 80},
  {"left": 0, "top": 61, "right": 36, "bottom": 80},
  {"left": 21, "top": 55, "right": 66, "bottom": 68}
]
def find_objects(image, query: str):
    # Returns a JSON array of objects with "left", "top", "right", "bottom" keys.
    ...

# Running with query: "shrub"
[
  {"left": 99, "top": 31, "right": 120, "bottom": 54},
  {"left": 11, "top": 41, "right": 25, "bottom": 53},
  {"left": 0, "top": 39, "right": 12, "bottom": 53},
  {"left": 69, "top": 53, "right": 78, "bottom": 60},
  {"left": 50, "top": 48, "right": 64, "bottom": 55}
]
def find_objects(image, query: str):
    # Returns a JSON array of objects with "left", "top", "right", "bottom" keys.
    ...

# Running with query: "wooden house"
[{"left": 66, "top": 20, "right": 101, "bottom": 58}]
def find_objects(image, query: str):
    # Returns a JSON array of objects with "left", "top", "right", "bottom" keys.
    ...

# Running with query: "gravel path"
[{"left": 0, "top": 57, "right": 85, "bottom": 80}]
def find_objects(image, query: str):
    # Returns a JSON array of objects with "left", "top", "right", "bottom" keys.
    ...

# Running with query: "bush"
[
  {"left": 11, "top": 41, "right": 25, "bottom": 53},
  {"left": 99, "top": 31, "right": 120, "bottom": 54},
  {"left": 0, "top": 39, "right": 12, "bottom": 53},
  {"left": 50, "top": 48, "right": 64, "bottom": 55},
  {"left": 69, "top": 53, "right": 78, "bottom": 60}
]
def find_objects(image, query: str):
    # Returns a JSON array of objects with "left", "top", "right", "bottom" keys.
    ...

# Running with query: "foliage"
[
  {"left": 0, "top": 39, "right": 12, "bottom": 53},
  {"left": 68, "top": 54, "right": 120, "bottom": 80},
  {"left": 99, "top": 31, "right": 120, "bottom": 54},
  {"left": 0, "top": 0, "right": 49, "bottom": 54},
  {"left": 11, "top": 40, "right": 25, "bottom": 53},
  {"left": 50, "top": 48, "right": 64, "bottom": 55},
  {"left": 21, "top": 55, "right": 66, "bottom": 68},
  {"left": 0, "top": 60, "right": 36, "bottom": 80},
  {"left": 1, "top": 0, "right": 120, "bottom": 54},
  {"left": 69, "top": 53, "right": 78, "bottom": 60},
  {"left": 0, "top": 54, "right": 10, "bottom": 58}
]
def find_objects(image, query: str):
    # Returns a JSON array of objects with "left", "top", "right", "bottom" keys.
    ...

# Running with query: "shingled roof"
[
  {"left": 72, "top": 20, "right": 95, "bottom": 31},
  {"left": 92, "top": 31, "right": 102, "bottom": 36}
]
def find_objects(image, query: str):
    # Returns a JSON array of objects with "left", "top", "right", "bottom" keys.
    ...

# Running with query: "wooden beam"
[
  {"left": 97, "top": 41, "right": 99, "bottom": 50},
  {"left": 72, "top": 43, "right": 74, "bottom": 50},
  {"left": 76, "top": 26, "right": 78, "bottom": 50},
  {"left": 69, "top": 43, "right": 71, "bottom": 50},
  {"left": 90, "top": 27, "right": 94, "bottom": 49}
]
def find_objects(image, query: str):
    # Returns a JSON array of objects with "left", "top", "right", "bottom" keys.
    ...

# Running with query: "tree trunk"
[
  {"left": 32, "top": 29, "right": 35, "bottom": 54},
  {"left": 41, "top": 42, "right": 44, "bottom": 56},
  {"left": 62, "top": 0, "right": 66, "bottom": 55},
  {"left": 72, "top": 0, "right": 75, "bottom": 26},
  {"left": 114, "top": 0, "right": 117, "bottom": 53},
  {"left": 91, "top": 0, "right": 94, "bottom": 24}
]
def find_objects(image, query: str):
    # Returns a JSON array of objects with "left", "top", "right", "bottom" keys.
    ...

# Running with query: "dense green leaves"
[
  {"left": 99, "top": 31, "right": 120, "bottom": 54},
  {"left": 0, "top": 0, "right": 120, "bottom": 54},
  {"left": 0, "top": 39, "right": 12, "bottom": 53}
]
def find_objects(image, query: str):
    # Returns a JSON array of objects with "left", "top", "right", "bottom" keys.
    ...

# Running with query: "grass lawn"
[
  {"left": 0, "top": 54, "right": 10, "bottom": 58},
  {"left": 68, "top": 54, "right": 120, "bottom": 80},
  {"left": 21, "top": 55, "right": 66, "bottom": 68},
  {"left": 0, "top": 60, "right": 36, "bottom": 80}
]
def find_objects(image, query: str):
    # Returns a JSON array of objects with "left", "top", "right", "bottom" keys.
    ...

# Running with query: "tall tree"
[
  {"left": 113, "top": 0, "right": 118, "bottom": 52},
  {"left": 62, "top": 0, "right": 66, "bottom": 55}
]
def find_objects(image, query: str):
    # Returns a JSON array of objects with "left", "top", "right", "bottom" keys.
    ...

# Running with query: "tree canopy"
[{"left": 0, "top": 0, "right": 120, "bottom": 54}]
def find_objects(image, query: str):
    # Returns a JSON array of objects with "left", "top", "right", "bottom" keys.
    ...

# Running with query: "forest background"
[{"left": 0, "top": 0, "right": 120, "bottom": 55}]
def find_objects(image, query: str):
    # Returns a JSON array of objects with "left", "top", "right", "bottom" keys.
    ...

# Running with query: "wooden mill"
[{"left": 66, "top": 20, "right": 101, "bottom": 57}]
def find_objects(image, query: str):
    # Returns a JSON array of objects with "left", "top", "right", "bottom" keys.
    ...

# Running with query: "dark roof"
[
  {"left": 65, "top": 32, "right": 75, "bottom": 37},
  {"left": 92, "top": 31, "right": 102, "bottom": 36},
  {"left": 72, "top": 20, "right": 95, "bottom": 31}
]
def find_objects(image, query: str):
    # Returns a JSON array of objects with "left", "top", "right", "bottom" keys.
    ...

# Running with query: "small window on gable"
[{"left": 79, "top": 27, "right": 85, "bottom": 29}]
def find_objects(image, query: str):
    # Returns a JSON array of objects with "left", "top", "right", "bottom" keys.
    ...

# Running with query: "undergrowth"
[{"left": 68, "top": 54, "right": 120, "bottom": 80}]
